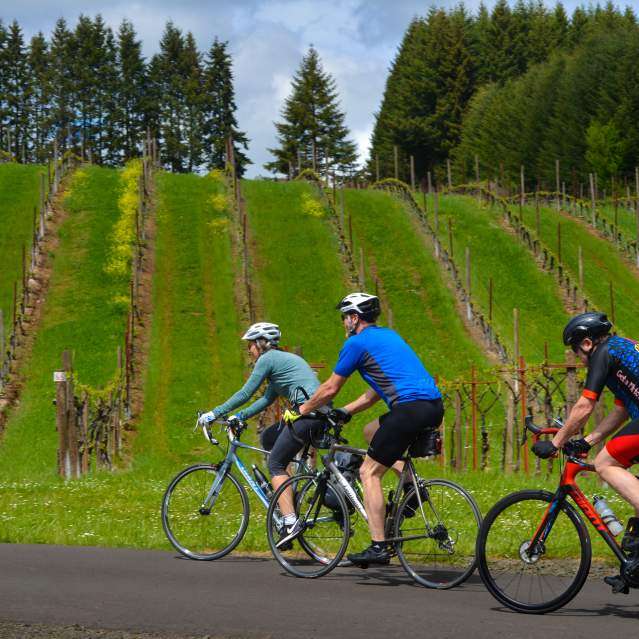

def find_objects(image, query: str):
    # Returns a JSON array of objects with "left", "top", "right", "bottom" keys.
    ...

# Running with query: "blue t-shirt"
[{"left": 334, "top": 326, "right": 441, "bottom": 408}]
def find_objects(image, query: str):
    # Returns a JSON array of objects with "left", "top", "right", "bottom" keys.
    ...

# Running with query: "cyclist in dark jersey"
[
  {"left": 283, "top": 292, "right": 444, "bottom": 566},
  {"left": 532, "top": 312, "right": 639, "bottom": 593}
]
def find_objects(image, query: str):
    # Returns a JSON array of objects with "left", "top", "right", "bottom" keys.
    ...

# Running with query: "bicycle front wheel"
[
  {"left": 162, "top": 464, "right": 249, "bottom": 560},
  {"left": 394, "top": 479, "right": 481, "bottom": 589},
  {"left": 477, "top": 490, "right": 591, "bottom": 613},
  {"left": 266, "top": 473, "right": 350, "bottom": 578}
]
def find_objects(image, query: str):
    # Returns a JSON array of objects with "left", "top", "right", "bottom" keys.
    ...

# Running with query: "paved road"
[{"left": 1, "top": 544, "right": 637, "bottom": 638}]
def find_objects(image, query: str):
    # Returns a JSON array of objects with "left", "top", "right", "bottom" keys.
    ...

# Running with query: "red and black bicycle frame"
[{"left": 526, "top": 425, "right": 627, "bottom": 566}]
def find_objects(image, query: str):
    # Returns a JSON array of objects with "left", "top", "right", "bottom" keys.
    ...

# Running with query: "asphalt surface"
[{"left": 1, "top": 544, "right": 638, "bottom": 638}]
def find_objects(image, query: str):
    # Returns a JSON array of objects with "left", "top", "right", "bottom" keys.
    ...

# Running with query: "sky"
[{"left": 7, "top": 0, "right": 597, "bottom": 177}]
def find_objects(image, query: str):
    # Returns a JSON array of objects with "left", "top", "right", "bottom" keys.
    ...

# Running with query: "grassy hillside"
[
  {"left": 343, "top": 188, "right": 490, "bottom": 378},
  {"left": 430, "top": 194, "right": 570, "bottom": 362},
  {"left": 519, "top": 201, "right": 639, "bottom": 337},
  {"left": 0, "top": 166, "right": 131, "bottom": 478},
  {"left": 0, "top": 163, "right": 46, "bottom": 336}
]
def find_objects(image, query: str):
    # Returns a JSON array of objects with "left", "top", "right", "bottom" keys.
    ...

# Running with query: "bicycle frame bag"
[{"left": 408, "top": 428, "right": 442, "bottom": 458}]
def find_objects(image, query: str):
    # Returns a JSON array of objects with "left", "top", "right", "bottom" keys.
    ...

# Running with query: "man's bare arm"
[
  {"left": 585, "top": 404, "right": 628, "bottom": 446},
  {"left": 343, "top": 388, "right": 380, "bottom": 415},
  {"left": 299, "top": 373, "right": 348, "bottom": 415},
  {"left": 552, "top": 395, "right": 596, "bottom": 447}
]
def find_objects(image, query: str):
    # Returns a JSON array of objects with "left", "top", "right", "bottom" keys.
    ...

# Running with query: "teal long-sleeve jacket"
[{"left": 212, "top": 349, "right": 320, "bottom": 420}]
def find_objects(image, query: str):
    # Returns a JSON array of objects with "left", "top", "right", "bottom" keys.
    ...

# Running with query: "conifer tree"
[
  {"left": 28, "top": 32, "right": 51, "bottom": 162},
  {"left": 4, "top": 21, "right": 32, "bottom": 161},
  {"left": 115, "top": 20, "right": 146, "bottom": 160},
  {"left": 202, "top": 39, "right": 250, "bottom": 175},
  {"left": 266, "top": 46, "right": 357, "bottom": 178},
  {"left": 49, "top": 18, "right": 76, "bottom": 151},
  {"left": 182, "top": 32, "right": 204, "bottom": 172}
]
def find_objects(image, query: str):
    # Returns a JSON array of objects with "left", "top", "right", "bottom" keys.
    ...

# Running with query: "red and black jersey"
[{"left": 583, "top": 335, "right": 639, "bottom": 418}]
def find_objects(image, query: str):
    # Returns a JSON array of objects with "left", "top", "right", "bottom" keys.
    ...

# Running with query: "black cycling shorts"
[
  {"left": 267, "top": 417, "right": 326, "bottom": 476},
  {"left": 260, "top": 422, "right": 284, "bottom": 452},
  {"left": 367, "top": 398, "right": 444, "bottom": 468}
]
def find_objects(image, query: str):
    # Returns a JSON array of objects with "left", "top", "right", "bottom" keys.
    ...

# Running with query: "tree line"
[
  {"left": 0, "top": 16, "right": 249, "bottom": 173},
  {"left": 369, "top": 1, "right": 639, "bottom": 191}
]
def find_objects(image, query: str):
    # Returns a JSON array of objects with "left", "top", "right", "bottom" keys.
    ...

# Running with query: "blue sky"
[{"left": 7, "top": 1, "right": 604, "bottom": 176}]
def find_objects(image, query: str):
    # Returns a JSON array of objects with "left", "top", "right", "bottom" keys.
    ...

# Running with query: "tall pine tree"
[
  {"left": 266, "top": 46, "right": 357, "bottom": 178},
  {"left": 202, "top": 39, "right": 250, "bottom": 175}
]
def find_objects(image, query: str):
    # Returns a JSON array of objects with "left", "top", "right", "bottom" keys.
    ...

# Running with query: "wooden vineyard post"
[
  {"left": 447, "top": 159, "right": 452, "bottom": 191},
  {"left": 590, "top": 173, "right": 596, "bottom": 226},
  {"left": 393, "top": 145, "right": 398, "bottom": 180},
  {"left": 535, "top": 192, "right": 540, "bottom": 237},
  {"left": 410, "top": 155, "right": 415, "bottom": 191},
  {"left": 520, "top": 165, "right": 525, "bottom": 208},
  {"left": 454, "top": 390, "right": 463, "bottom": 471},
  {"left": 64, "top": 350, "right": 79, "bottom": 478},
  {"left": 81, "top": 393, "right": 89, "bottom": 474},
  {"left": 519, "top": 356, "right": 529, "bottom": 475},
  {"left": 474, "top": 154, "right": 480, "bottom": 183},
  {"left": 513, "top": 308, "right": 520, "bottom": 365},
  {"left": 471, "top": 366, "right": 478, "bottom": 471},
  {"left": 465, "top": 247, "right": 471, "bottom": 321},
  {"left": 339, "top": 186, "right": 345, "bottom": 230},
  {"left": 557, "top": 222, "right": 562, "bottom": 263},
  {"left": 555, "top": 159, "right": 560, "bottom": 211},
  {"left": 427, "top": 171, "right": 433, "bottom": 195},
  {"left": 448, "top": 218, "right": 453, "bottom": 259},
  {"left": 54, "top": 363, "right": 69, "bottom": 478}
]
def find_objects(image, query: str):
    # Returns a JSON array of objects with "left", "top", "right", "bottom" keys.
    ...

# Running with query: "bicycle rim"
[
  {"left": 395, "top": 479, "right": 481, "bottom": 589},
  {"left": 162, "top": 465, "right": 249, "bottom": 560},
  {"left": 266, "top": 473, "right": 350, "bottom": 578},
  {"left": 477, "top": 490, "right": 591, "bottom": 613}
]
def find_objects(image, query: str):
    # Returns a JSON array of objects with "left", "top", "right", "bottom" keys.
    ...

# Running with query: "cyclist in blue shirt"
[{"left": 282, "top": 292, "right": 444, "bottom": 565}]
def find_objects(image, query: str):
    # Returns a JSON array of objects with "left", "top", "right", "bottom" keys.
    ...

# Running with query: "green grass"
[
  {"left": 0, "top": 163, "right": 46, "bottom": 336},
  {"left": 0, "top": 166, "right": 131, "bottom": 479},
  {"left": 430, "top": 194, "right": 571, "bottom": 362},
  {"left": 0, "top": 170, "right": 259, "bottom": 549},
  {"left": 519, "top": 201, "right": 639, "bottom": 337},
  {"left": 343, "top": 188, "right": 490, "bottom": 378}
]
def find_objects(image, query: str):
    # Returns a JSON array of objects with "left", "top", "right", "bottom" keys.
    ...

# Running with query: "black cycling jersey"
[{"left": 583, "top": 335, "right": 639, "bottom": 419}]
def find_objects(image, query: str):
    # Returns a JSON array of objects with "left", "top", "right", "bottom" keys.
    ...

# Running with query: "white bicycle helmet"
[
  {"left": 241, "top": 322, "right": 281, "bottom": 345},
  {"left": 336, "top": 292, "right": 381, "bottom": 321}
]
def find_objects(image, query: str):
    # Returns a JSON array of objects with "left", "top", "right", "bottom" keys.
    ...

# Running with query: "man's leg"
[
  {"left": 363, "top": 419, "right": 404, "bottom": 476},
  {"left": 359, "top": 455, "right": 388, "bottom": 541},
  {"left": 595, "top": 447, "right": 639, "bottom": 594},
  {"left": 595, "top": 448, "right": 639, "bottom": 515}
]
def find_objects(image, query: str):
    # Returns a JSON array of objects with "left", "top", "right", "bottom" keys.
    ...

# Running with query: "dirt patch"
[
  {"left": 0, "top": 621, "right": 268, "bottom": 639},
  {"left": 0, "top": 173, "right": 72, "bottom": 436}
]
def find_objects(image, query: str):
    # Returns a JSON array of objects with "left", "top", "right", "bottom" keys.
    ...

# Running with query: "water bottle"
[
  {"left": 594, "top": 496, "right": 624, "bottom": 536},
  {"left": 252, "top": 465, "right": 273, "bottom": 499}
]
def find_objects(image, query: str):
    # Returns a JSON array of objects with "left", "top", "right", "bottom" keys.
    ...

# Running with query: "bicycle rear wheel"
[
  {"left": 162, "top": 464, "right": 249, "bottom": 560},
  {"left": 266, "top": 473, "right": 350, "bottom": 578},
  {"left": 476, "top": 490, "right": 591, "bottom": 613},
  {"left": 394, "top": 479, "right": 481, "bottom": 589}
]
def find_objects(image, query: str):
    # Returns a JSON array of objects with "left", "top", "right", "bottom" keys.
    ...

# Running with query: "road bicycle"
[
  {"left": 265, "top": 427, "right": 482, "bottom": 585},
  {"left": 161, "top": 415, "right": 312, "bottom": 560},
  {"left": 476, "top": 416, "right": 639, "bottom": 613}
]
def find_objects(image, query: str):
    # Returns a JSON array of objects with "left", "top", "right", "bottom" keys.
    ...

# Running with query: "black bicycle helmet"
[{"left": 562, "top": 312, "right": 612, "bottom": 347}]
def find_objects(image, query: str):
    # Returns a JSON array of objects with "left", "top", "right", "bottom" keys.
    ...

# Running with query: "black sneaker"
[
  {"left": 604, "top": 574, "right": 630, "bottom": 595},
  {"left": 621, "top": 517, "right": 639, "bottom": 557},
  {"left": 276, "top": 520, "right": 303, "bottom": 550},
  {"left": 347, "top": 544, "right": 391, "bottom": 568}
]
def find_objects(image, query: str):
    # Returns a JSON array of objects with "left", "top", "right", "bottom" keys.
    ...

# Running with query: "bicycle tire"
[
  {"left": 394, "top": 478, "right": 481, "bottom": 589},
  {"left": 266, "top": 472, "right": 350, "bottom": 579},
  {"left": 162, "top": 464, "right": 250, "bottom": 560},
  {"left": 476, "top": 490, "right": 591, "bottom": 613}
]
